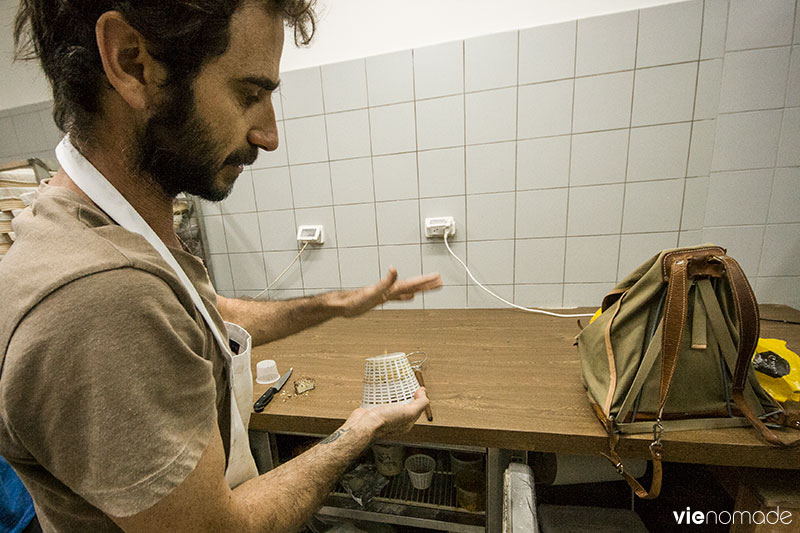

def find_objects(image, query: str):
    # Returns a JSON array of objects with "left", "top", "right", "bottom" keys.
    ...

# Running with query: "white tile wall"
[
  {"left": 627, "top": 122, "right": 691, "bottom": 181},
  {"left": 465, "top": 88, "right": 517, "bottom": 144},
  {"left": 373, "top": 153, "right": 418, "bottom": 201},
  {"left": 418, "top": 148, "right": 465, "bottom": 197},
  {"left": 711, "top": 110, "right": 782, "bottom": 171},
  {"left": 632, "top": 63, "right": 697, "bottom": 126},
  {"left": 576, "top": 11, "right": 638, "bottom": 77},
  {"left": 321, "top": 59, "right": 367, "bottom": 113},
  {"left": 369, "top": 103, "right": 416, "bottom": 155},
  {"left": 704, "top": 169, "right": 773, "bottom": 226},
  {"left": 567, "top": 184, "right": 624, "bottom": 236},
  {"left": 516, "top": 189, "right": 568, "bottom": 238},
  {"left": 617, "top": 232, "right": 680, "bottom": 279},
  {"left": 701, "top": 0, "right": 729, "bottom": 59},
  {"left": 777, "top": 107, "right": 800, "bottom": 167},
  {"left": 280, "top": 68, "right": 324, "bottom": 119},
  {"left": 3, "top": 0, "right": 790, "bottom": 307},
  {"left": 768, "top": 167, "right": 800, "bottom": 223},
  {"left": 573, "top": 72, "right": 634, "bottom": 133},
  {"left": 517, "top": 136, "right": 571, "bottom": 190},
  {"left": 467, "top": 193, "right": 515, "bottom": 241},
  {"left": 694, "top": 59, "right": 723, "bottom": 120},
  {"left": 518, "top": 79, "right": 574, "bottom": 139},
  {"left": 416, "top": 95, "right": 464, "bottom": 150},
  {"left": 289, "top": 162, "right": 332, "bottom": 208},
  {"left": 519, "top": 22, "right": 576, "bottom": 84},
  {"left": 330, "top": 158, "right": 374, "bottom": 204},
  {"left": 264, "top": 251, "right": 303, "bottom": 289},
  {"left": 414, "top": 41, "right": 464, "bottom": 99},
  {"left": 570, "top": 129, "right": 629, "bottom": 186},
  {"left": 787, "top": 46, "right": 800, "bottom": 107},
  {"left": 636, "top": 0, "right": 702, "bottom": 67},
  {"left": 718, "top": 47, "right": 791, "bottom": 113},
  {"left": 622, "top": 179, "right": 684, "bottom": 233},
  {"left": 466, "top": 142, "right": 516, "bottom": 194},
  {"left": 725, "top": 0, "right": 795, "bottom": 51},
  {"left": 326, "top": 109, "right": 371, "bottom": 160},
  {"left": 366, "top": 51, "right": 414, "bottom": 106},
  {"left": 258, "top": 210, "right": 296, "bottom": 251},
  {"left": 334, "top": 203, "right": 377, "bottom": 247},
  {"left": 338, "top": 247, "right": 380, "bottom": 287},
  {"left": 284, "top": 116, "right": 328, "bottom": 164},
  {"left": 465, "top": 31, "right": 518, "bottom": 92},
  {"left": 514, "top": 238, "right": 566, "bottom": 284},
  {"left": 466, "top": 240, "right": 515, "bottom": 284}
]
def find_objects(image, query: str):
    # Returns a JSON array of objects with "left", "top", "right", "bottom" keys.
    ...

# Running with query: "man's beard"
[{"left": 132, "top": 83, "right": 258, "bottom": 202}]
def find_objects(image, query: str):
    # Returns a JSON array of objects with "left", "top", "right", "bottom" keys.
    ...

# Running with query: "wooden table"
[
  {"left": 250, "top": 305, "right": 800, "bottom": 468},
  {"left": 248, "top": 305, "right": 800, "bottom": 531}
]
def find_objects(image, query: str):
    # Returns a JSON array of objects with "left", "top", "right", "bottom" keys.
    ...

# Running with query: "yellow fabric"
[{"left": 754, "top": 338, "right": 800, "bottom": 403}]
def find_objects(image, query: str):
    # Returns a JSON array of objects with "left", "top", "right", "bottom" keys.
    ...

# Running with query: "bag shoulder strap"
[{"left": 719, "top": 255, "right": 800, "bottom": 447}]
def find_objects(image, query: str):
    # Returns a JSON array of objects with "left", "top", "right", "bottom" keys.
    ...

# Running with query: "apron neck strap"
[{"left": 55, "top": 135, "right": 235, "bottom": 365}]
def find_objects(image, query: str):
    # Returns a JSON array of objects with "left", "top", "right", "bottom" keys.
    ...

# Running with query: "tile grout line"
[
  {"left": 319, "top": 65, "right": 344, "bottom": 294},
  {"left": 561, "top": 19, "right": 579, "bottom": 308},
  {"left": 754, "top": 0, "right": 800, "bottom": 285},
  {"left": 462, "top": 38, "right": 470, "bottom": 308},
  {"left": 366, "top": 54, "right": 383, "bottom": 306},
  {"left": 676, "top": 0, "right": 707, "bottom": 247},
  {"left": 410, "top": 50, "right": 424, "bottom": 311},
  {"left": 511, "top": 29, "right": 521, "bottom": 305},
  {"left": 615, "top": 9, "right": 641, "bottom": 285}
]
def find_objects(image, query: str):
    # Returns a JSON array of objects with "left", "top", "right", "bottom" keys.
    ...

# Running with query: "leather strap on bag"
[
  {"left": 659, "top": 258, "right": 689, "bottom": 412},
  {"left": 593, "top": 403, "right": 663, "bottom": 499},
  {"left": 720, "top": 255, "right": 800, "bottom": 447},
  {"left": 601, "top": 431, "right": 663, "bottom": 499}
]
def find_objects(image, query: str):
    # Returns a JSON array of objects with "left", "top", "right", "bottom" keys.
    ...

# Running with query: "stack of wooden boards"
[{"left": 0, "top": 159, "right": 52, "bottom": 262}]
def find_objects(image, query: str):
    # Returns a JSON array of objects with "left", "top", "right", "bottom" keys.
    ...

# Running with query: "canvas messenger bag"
[{"left": 577, "top": 244, "right": 800, "bottom": 499}]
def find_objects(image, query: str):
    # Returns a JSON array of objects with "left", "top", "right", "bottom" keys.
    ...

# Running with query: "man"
[{"left": 1, "top": 1, "right": 441, "bottom": 531}]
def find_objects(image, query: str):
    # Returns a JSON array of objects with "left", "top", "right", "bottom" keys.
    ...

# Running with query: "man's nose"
[{"left": 247, "top": 102, "right": 279, "bottom": 151}]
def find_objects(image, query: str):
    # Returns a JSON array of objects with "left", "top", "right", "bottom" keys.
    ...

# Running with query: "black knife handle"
[{"left": 253, "top": 388, "right": 276, "bottom": 412}]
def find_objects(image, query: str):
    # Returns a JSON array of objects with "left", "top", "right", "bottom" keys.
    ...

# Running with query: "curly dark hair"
[{"left": 13, "top": 0, "right": 316, "bottom": 143}]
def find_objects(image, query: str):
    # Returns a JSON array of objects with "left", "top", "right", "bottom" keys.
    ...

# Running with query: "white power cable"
[
  {"left": 254, "top": 242, "right": 309, "bottom": 300},
  {"left": 443, "top": 230, "right": 595, "bottom": 318}
]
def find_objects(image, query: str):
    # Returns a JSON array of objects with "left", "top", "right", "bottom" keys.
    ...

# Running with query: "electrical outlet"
[
  {"left": 297, "top": 225, "right": 324, "bottom": 244},
  {"left": 425, "top": 216, "right": 456, "bottom": 238}
]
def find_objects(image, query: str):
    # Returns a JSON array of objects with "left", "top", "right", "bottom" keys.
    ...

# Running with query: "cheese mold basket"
[{"left": 361, "top": 352, "right": 420, "bottom": 409}]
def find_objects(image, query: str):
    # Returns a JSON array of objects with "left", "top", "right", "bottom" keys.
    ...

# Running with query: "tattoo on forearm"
[{"left": 320, "top": 428, "right": 350, "bottom": 444}]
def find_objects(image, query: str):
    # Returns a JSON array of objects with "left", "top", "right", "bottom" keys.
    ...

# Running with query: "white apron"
[{"left": 55, "top": 135, "right": 259, "bottom": 488}]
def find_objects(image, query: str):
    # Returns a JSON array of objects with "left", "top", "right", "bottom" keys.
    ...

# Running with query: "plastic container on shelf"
[{"left": 405, "top": 454, "right": 436, "bottom": 490}]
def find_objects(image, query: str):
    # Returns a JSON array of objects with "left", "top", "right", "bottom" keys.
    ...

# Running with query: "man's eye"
[{"left": 242, "top": 92, "right": 260, "bottom": 107}]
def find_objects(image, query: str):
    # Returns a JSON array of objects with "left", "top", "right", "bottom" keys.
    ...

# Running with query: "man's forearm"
[
  {"left": 232, "top": 417, "right": 375, "bottom": 531},
  {"left": 217, "top": 293, "right": 346, "bottom": 345}
]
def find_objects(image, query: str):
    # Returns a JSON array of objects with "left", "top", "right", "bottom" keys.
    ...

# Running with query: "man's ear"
[{"left": 95, "top": 11, "right": 164, "bottom": 111}]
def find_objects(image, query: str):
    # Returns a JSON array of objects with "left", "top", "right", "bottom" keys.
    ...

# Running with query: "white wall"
[
  {"left": 282, "top": 0, "right": 684, "bottom": 71},
  {"left": 0, "top": 0, "right": 685, "bottom": 111},
  {"left": 0, "top": 0, "right": 52, "bottom": 110}
]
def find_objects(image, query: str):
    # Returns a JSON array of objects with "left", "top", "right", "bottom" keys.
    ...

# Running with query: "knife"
[{"left": 253, "top": 368, "right": 293, "bottom": 412}]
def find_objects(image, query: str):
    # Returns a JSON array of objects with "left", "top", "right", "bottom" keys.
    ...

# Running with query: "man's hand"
[
  {"left": 335, "top": 268, "right": 443, "bottom": 318},
  {"left": 217, "top": 268, "right": 442, "bottom": 346},
  {"left": 344, "top": 388, "right": 430, "bottom": 441}
]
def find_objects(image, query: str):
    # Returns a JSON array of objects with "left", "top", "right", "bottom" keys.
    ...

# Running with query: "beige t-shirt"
[{"left": 0, "top": 184, "right": 231, "bottom": 531}]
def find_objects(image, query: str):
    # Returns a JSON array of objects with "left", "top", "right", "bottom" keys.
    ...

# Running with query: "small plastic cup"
[
  {"left": 372, "top": 443, "right": 405, "bottom": 476},
  {"left": 256, "top": 359, "right": 280, "bottom": 384},
  {"left": 405, "top": 454, "right": 436, "bottom": 490}
]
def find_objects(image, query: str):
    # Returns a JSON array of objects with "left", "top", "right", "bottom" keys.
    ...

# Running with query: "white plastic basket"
[
  {"left": 361, "top": 352, "right": 420, "bottom": 409},
  {"left": 405, "top": 454, "right": 436, "bottom": 490}
]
